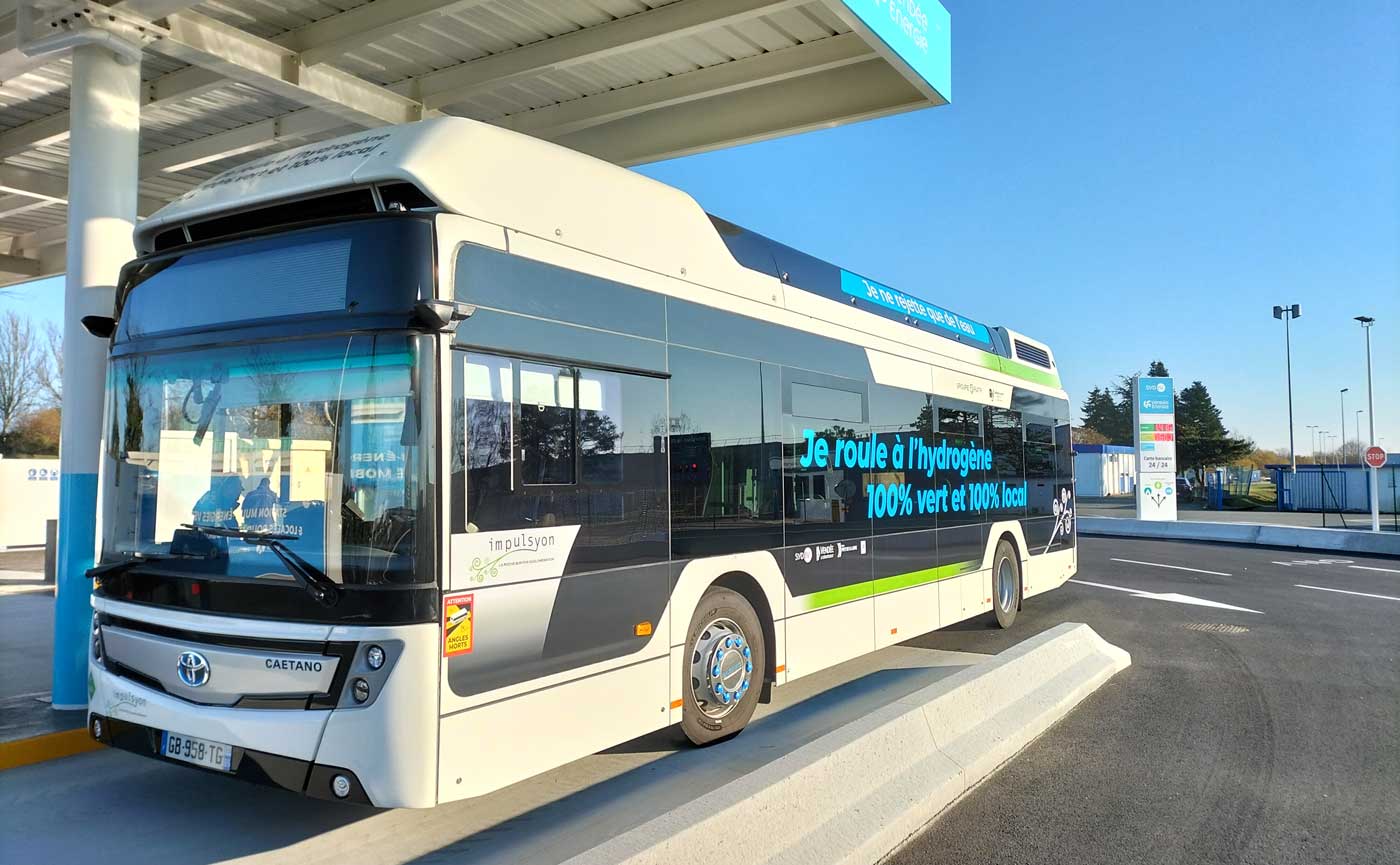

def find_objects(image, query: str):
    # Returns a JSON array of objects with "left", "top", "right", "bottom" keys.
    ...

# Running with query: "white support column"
[{"left": 52, "top": 43, "right": 141, "bottom": 709}]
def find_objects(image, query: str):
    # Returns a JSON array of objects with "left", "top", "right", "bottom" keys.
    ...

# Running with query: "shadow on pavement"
[{"left": 2, "top": 647, "right": 978, "bottom": 865}]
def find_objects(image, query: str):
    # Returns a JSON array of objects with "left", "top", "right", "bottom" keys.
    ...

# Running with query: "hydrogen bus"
[{"left": 84, "top": 118, "right": 1075, "bottom": 808}]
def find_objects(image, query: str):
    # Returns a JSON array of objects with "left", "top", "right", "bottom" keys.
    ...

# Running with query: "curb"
[
  {"left": 0, "top": 727, "right": 103, "bottom": 772},
  {"left": 561, "top": 622, "right": 1130, "bottom": 865},
  {"left": 1079, "top": 516, "right": 1400, "bottom": 556}
]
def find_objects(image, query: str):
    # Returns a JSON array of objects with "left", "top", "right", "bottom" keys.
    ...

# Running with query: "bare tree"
[
  {"left": 0, "top": 311, "right": 43, "bottom": 436},
  {"left": 36, "top": 320, "right": 61, "bottom": 406}
]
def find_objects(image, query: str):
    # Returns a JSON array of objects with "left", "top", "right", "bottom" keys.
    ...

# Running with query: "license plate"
[{"left": 160, "top": 730, "right": 233, "bottom": 773}]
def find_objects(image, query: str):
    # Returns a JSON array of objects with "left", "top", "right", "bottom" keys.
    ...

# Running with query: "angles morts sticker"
[{"left": 443, "top": 592, "right": 474, "bottom": 657}]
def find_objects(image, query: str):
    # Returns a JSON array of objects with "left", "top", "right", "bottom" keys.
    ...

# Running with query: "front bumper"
[{"left": 89, "top": 713, "right": 374, "bottom": 806}]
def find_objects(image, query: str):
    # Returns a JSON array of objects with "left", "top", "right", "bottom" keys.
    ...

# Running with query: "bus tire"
[
  {"left": 682, "top": 587, "right": 765, "bottom": 746},
  {"left": 993, "top": 538, "right": 1021, "bottom": 630}
]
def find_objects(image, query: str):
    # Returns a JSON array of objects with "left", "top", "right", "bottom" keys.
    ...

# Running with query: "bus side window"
[
  {"left": 518, "top": 362, "right": 576, "bottom": 485},
  {"left": 457, "top": 353, "right": 514, "bottom": 531}
]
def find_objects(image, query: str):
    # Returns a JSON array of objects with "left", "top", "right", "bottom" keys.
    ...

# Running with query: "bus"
[{"left": 84, "top": 117, "right": 1076, "bottom": 808}]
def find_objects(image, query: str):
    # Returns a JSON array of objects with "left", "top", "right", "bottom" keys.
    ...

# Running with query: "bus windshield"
[{"left": 99, "top": 333, "right": 433, "bottom": 590}]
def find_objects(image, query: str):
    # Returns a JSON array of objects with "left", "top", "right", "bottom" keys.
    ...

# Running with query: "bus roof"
[{"left": 138, "top": 118, "right": 1061, "bottom": 394}]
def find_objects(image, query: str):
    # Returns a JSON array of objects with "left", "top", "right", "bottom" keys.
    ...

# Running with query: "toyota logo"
[{"left": 177, "top": 651, "right": 210, "bottom": 688}]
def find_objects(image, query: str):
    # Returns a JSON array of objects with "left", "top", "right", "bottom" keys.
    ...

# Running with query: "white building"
[{"left": 1073, "top": 444, "right": 1136, "bottom": 498}]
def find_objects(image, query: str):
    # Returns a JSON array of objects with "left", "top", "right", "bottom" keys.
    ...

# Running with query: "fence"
[{"left": 1272, "top": 464, "right": 1400, "bottom": 530}]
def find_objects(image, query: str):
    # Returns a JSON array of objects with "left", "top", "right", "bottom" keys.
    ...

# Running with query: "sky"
[
  {"left": 3, "top": 1, "right": 1397, "bottom": 455},
  {"left": 634, "top": 0, "right": 1400, "bottom": 455}
]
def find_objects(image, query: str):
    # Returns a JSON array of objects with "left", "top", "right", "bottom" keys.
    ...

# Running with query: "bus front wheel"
[
  {"left": 682, "top": 587, "right": 765, "bottom": 746},
  {"left": 993, "top": 538, "right": 1022, "bottom": 629}
]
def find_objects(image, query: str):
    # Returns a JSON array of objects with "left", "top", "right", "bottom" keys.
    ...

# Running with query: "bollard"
[{"left": 44, "top": 519, "right": 57, "bottom": 584}]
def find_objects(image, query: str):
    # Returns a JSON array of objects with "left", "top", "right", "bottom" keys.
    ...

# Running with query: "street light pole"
[
  {"left": 1273, "top": 305, "right": 1301, "bottom": 472},
  {"left": 1356, "top": 316, "right": 1379, "bottom": 531},
  {"left": 1306, "top": 424, "right": 1318, "bottom": 462},
  {"left": 1339, "top": 388, "right": 1348, "bottom": 468}
]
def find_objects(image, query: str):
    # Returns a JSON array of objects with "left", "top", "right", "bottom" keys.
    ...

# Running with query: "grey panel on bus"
[
  {"left": 666, "top": 297, "right": 868, "bottom": 377},
  {"left": 454, "top": 309, "right": 666, "bottom": 373},
  {"left": 446, "top": 561, "right": 670, "bottom": 699},
  {"left": 101, "top": 626, "right": 338, "bottom": 706},
  {"left": 455, "top": 244, "right": 666, "bottom": 339}
]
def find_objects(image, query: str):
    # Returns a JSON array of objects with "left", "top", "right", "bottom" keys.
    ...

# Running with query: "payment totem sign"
[{"left": 1134, "top": 376, "right": 1177, "bottom": 521}]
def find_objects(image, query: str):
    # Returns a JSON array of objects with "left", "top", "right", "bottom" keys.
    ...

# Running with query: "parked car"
[{"left": 1176, "top": 477, "right": 1195, "bottom": 500}]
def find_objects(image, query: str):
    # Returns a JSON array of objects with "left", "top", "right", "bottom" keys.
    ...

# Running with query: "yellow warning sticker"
[{"left": 443, "top": 592, "right": 474, "bottom": 657}]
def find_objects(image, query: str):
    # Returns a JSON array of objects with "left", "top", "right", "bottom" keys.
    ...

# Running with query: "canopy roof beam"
[
  {"left": 403, "top": 0, "right": 809, "bottom": 110},
  {"left": 0, "top": 250, "right": 40, "bottom": 276},
  {"left": 152, "top": 10, "right": 430, "bottom": 128},
  {"left": 281, "top": 0, "right": 493, "bottom": 68},
  {"left": 13, "top": 4, "right": 432, "bottom": 129},
  {"left": 500, "top": 32, "right": 872, "bottom": 139}
]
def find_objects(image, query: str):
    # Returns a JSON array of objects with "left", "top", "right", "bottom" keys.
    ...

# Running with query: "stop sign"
[{"left": 1365, "top": 446, "right": 1387, "bottom": 469}]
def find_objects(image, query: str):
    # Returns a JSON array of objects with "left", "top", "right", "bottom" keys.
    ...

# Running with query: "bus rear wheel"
[
  {"left": 993, "top": 538, "right": 1022, "bottom": 629},
  {"left": 682, "top": 587, "right": 765, "bottom": 746}
]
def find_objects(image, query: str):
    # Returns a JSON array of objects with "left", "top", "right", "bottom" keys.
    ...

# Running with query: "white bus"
[{"left": 85, "top": 118, "right": 1076, "bottom": 808}]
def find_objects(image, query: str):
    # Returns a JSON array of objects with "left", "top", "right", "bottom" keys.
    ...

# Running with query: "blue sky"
[
  {"left": 635, "top": 0, "right": 1400, "bottom": 454},
  {"left": 4, "top": 1, "right": 1396, "bottom": 454}
]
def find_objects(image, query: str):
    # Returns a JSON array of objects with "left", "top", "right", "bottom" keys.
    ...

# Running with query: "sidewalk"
[
  {"left": 0, "top": 564, "right": 89, "bottom": 768},
  {"left": 1078, "top": 498, "right": 1398, "bottom": 532},
  {"left": 0, "top": 548, "right": 51, "bottom": 596}
]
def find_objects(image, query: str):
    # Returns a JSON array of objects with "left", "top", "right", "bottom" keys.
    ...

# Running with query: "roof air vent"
[{"left": 1014, "top": 340, "right": 1052, "bottom": 368}]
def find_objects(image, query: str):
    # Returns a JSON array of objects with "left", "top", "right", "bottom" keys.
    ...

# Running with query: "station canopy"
[{"left": 0, "top": 0, "right": 950, "bottom": 287}]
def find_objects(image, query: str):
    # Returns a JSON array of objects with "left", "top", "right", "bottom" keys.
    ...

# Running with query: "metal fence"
[{"left": 1273, "top": 465, "right": 1400, "bottom": 530}]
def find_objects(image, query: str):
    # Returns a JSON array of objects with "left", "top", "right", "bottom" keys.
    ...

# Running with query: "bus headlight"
[
  {"left": 365, "top": 645, "right": 385, "bottom": 670},
  {"left": 91, "top": 614, "right": 104, "bottom": 662},
  {"left": 352, "top": 678, "right": 370, "bottom": 704}
]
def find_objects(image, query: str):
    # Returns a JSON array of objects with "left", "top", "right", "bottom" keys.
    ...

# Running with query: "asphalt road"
[{"left": 892, "top": 537, "right": 1400, "bottom": 865}]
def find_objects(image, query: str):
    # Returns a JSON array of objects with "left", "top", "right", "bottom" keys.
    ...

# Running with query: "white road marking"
[
  {"left": 1110, "top": 557, "right": 1231, "bottom": 577},
  {"left": 1349, "top": 565, "right": 1400, "bottom": 575},
  {"left": 1295, "top": 584, "right": 1400, "bottom": 602},
  {"left": 1069, "top": 579, "right": 1263, "bottom": 614}
]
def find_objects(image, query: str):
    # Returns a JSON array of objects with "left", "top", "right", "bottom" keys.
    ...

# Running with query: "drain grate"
[{"left": 1183, "top": 622, "right": 1250, "bottom": 635}]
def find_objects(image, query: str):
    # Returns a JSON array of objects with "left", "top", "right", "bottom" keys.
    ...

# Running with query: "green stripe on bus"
[
  {"left": 980, "top": 354, "right": 1060, "bottom": 389},
  {"left": 871, "top": 559, "right": 978, "bottom": 595},
  {"left": 797, "top": 559, "right": 978, "bottom": 611}
]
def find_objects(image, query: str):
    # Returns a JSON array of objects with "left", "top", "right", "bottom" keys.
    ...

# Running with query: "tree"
[
  {"left": 1176, "top": 381, "right": 1253, "bottom": 479},
  {"left": 1241, "top": 446, "right": 1289, "bottom": 470},
  {"left": 1147, "top": 360, "right": 1170, "bottom": 377},
  {"left": 0, "top": 311, "right": 43, "bottom": 442},
  {"left": 35, "top": 321, "right": 61, "bottom": 406},
  {"left": 6, "top": 406, "right": 60, "bottom": 455},
  {"left": 1072, "top": 425, "right": 1109, "bottom": 445},
  {"left": 1079, "top": 386, "right": 1131, "bottom": 444}
]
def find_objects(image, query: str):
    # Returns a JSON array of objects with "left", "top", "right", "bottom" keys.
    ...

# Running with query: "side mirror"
[
  {"left": 81, "top": 315, "right": 117, "bottom": 339},
  {"left": 412, "top": 300, "right": 475, "bottom": 333}
]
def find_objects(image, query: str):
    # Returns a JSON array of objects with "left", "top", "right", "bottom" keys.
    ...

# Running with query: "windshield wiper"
[
  {"left": 87, "top": 554, "right": 190, "bottom": 581},
  {"left": 181, "top": 524, "right": 341, "bottom": 607}
]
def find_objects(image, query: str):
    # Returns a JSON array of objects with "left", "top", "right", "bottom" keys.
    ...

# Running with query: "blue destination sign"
[
  {"left": 1137, "top": 377, "right": 1174, "bottom": 414},
  {"left": 840, "top": 269, "right": 990, "bottom": 344},
  {"left": 838, "top": 0, "right": 952, "bottom": 102}
]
